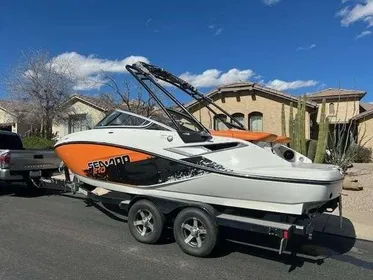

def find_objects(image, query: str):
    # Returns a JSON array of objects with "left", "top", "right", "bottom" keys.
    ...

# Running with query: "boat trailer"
[{"left": 34, "top": 165, "right": 341, "bottom": 257}]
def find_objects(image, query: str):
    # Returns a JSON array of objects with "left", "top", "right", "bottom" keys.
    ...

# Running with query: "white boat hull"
[
  {"left": 75, "top": 168, "right": 342, "bottom": 216},
  {"left": 55, "top": 114, "right": 343, "bottom": 217}
]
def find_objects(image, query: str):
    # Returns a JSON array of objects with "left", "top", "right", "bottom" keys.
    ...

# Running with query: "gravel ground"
[{"left": 343, "top": 163, "right": 373, "bottom": 213}]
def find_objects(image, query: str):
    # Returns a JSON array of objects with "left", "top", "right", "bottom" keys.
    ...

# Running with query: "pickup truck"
[{"left": 0, "top": 130, "right": 61, "bottom": 187}]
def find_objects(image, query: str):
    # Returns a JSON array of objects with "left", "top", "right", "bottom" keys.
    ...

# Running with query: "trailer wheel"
[
  {"left": 128, "top": 200, "right": 165, "bottom": 244},
  {"left": 173, "top": 207, "right": 218, "bottom": 257}
]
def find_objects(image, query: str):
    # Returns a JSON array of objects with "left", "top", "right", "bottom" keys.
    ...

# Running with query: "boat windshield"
[
  {"left": 95, "top": 110, "right": 170, "bottom": 130},
  {"left": 165, "top": 108, "right": 205, "bottom": 132},
  {"left": 95, "top": 107, "right": 205, "bottom": 133},
  {"left": 96, "top": 110, "right": 150, "bottom": 127}
]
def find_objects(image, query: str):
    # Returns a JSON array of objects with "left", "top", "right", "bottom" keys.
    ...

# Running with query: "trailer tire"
[
  {"left": 173, "top": 207, "right": 218, "bottom": 257},
  {"left": 128, "top": 199, "right": 165, "bottom": 244}
]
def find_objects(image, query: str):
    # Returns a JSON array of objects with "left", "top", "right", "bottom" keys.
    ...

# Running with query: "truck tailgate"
[{"left": 7, "top": 150, "right": 60, "bottom": 171}]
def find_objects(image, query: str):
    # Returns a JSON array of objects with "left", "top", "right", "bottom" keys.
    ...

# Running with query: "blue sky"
[{"left": 1, "top": 0, "right": 373, "bottom": 103}]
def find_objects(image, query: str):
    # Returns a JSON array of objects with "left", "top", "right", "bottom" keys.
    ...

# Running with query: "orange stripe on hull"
[
  {"left": 274, "top": 136, "right": 291, "bottom": 143},
  {"left": 210, "top": 130, "right": 278, "bottom": 142},
  {"left": 55, "top": 143, "right": 153, "bottom": 177}
]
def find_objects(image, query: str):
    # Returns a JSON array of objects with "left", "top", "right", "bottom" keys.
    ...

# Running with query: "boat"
[{"left": 54, "top": 62, "right": 343, "bottom": 216}]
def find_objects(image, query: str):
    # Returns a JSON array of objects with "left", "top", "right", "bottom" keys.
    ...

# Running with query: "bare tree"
[
  {"left": 4, "top": 50, "right": 77, "bottom": 139},
  {"left": 99, "top": 72, "right": 158, "bottom": 117},
  {"left": 325, "top": 91, "right": 373, "bottom": 173}
]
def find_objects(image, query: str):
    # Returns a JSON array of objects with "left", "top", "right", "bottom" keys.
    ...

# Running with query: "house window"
[
  {"left": 248, "top": 112, "right": 263, "bottom": 131},
  {"left": 213, "top": 114, "right": 227, "bottom": 130},
  {"left": 231, "top": 113, "right": 244, "bottom": 126},
  {"left": 68, "top": 114, "right": 88, "bottom": 133},
  {"left": 329, "top": 103, "right": 335, "bottom": 115}
]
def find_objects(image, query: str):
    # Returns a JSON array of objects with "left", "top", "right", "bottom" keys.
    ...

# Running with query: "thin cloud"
[
  {"left": 316, "top": 83, "right": 327, "bottom": 90},
  {"left": 296, "top": 44, "right": 316, "bottom": 51},
  {"left": 355, "top": 30, "right": 372, "bottom": 39},
  {"left": 52, "top": 52, "right": 149, "bottom": 90},
  {"left": 262, "top": 0, "right": 281, "bottom": 6},
  {"left": 208, "top": 24, "right": 223, "bottom": 36},
  {"left": 214, "top": 28, "right": 222, "bottom": 36},
  {"left": 51, "top": 52, "right": 317, "bottom": 93},
  {"left": 178, "top": 68, "right": 317, "bottom": 91},
  {"left": 364, "top": 16, "right": 373, "bottom": 26},
  {"left": 337, "top": 0, "right": 373, "bottom": 27},
  {"left": 266, "top": 79, "right": 318, "bottom": 91},
  {"left": 145, "top": 18, "right": 152, "bottom": 27},
  {"left": 179, "top": 68, "right": 255, "bottom": 88}
]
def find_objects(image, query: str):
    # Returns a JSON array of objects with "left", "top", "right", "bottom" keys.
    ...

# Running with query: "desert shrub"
[
  {"left": 354, "top": 146, "right": 372, "bottom": 163},
  {"left": 22, "top": 136, "right": 55, "bottom": 149}
]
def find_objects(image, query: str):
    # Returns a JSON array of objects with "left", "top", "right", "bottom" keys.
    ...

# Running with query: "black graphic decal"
[
  {"left": 87, "top": 155, "right": 130, "bottom": 176},
  {"left": 83, "top": 153, "right": 227, "bottom": 186}
]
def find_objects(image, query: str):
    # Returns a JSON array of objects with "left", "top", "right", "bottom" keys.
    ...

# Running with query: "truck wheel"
[
  {"left": 173, "top": 207, "right": 218, "bottom": 257},
  {"left": 128, "top": 199, "right": 165, "bottom": 244}
]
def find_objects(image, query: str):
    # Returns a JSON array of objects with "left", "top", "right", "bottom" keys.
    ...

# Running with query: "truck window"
[{"left": 0, "top": 134, "right": 24, "bottom": 150}]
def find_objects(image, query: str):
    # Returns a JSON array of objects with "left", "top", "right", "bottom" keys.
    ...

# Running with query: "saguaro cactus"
[
  {"left": 289, "top": 102, "right": 294, "bottom": 148},
  {"left": 293, "top": 97, "right": 303, "bottom": 152},
  {"left": 281, "top": 103, "right": 286, "bottom": 136},
  {"left": 299, "top": 95, "right": 307, "bottom": 155},
  {"left": 314, "top": 98, "right": 329, "bottom": 163},
  {"left": 293, "top": 112, "right": 300, "bottom": 152}
]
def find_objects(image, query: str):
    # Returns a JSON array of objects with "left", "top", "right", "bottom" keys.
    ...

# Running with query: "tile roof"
[
  {"left": 360, "top": 102, "right": 373, "bottom": 112},
  {"left": 69, "top": 94, "right": 115, "bottom": 111},
  {"left": 351, "top": 108, "right": 373, "bottom": 121},
  {"left": 308, "top": 88, "right": 366, "bottom": 99},
  {"left": 0, "top": 100, "right": 17, "bottom": 114},
  {"left": 185, "top": 82, "right": 317, "bottom": 108},
  {"left": 217, "top": 82, "right": 255, "bottom": 88},
  {"left": 0, "top": 100, "right": 30, "bottom": 115},
  {"left": 0, "top": 96, "right": 115, "bottom": 117}
]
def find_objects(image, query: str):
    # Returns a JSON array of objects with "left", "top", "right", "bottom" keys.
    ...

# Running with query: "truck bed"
[
  {"left": 0, "top": 131, "right": 61, "bottom": 184},
  {"left": 5, "top": 149, "right": 60, "bottom": 172}
]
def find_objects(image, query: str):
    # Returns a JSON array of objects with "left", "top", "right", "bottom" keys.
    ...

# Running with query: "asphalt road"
[{"left": 1, "top": 186, "right": 373, "bottom": 280}]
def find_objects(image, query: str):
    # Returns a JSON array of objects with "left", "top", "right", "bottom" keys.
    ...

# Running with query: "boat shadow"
[
  {"left": 0, "top": 183, "right": 66, "bottom": 197},
  {"left": 214, "top": 223, "right": 359, "bottom": 271}
]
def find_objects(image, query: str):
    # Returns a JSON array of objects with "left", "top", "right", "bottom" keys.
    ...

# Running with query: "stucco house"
[
  {"left": 353, "top": 102, "right": 373, "bottom": 151},
  {"left": 186, "top": 82, "right": 317, "bottom": 138},
  {"left": 0, "top": 94, "right": 114, "bottom": 139},
  {"left": 186, "top": 83, "right": 373, "bottom": 151},
  {"left": 0, "top": 100, "right": 30, "bottom": 136},
  {"left": 52, "top": 94, "right": 114, "bottom": 139}
]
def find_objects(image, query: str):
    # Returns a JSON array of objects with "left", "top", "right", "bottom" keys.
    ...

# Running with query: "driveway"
[{"left": 0, "top": 186, "right": 372, "bottom": 280}]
